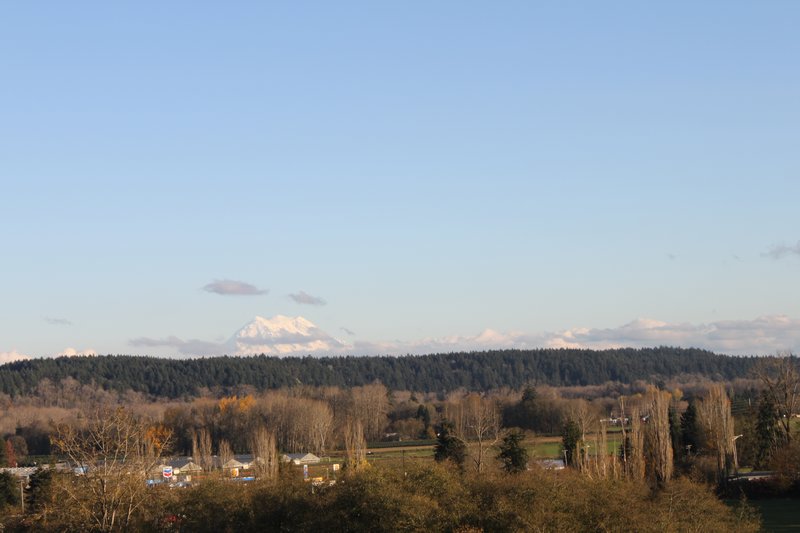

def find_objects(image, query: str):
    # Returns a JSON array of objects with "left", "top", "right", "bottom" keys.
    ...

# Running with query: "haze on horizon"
[{"left": 1, "top": 2, "right": 799, "bottom": 361}]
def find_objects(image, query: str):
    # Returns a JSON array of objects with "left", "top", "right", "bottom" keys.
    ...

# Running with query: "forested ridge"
[{"left": 0, "top": 347, "right": 758, "bottom": 398}]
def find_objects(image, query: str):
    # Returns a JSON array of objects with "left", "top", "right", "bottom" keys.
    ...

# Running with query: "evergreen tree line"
[{"left": 0, "top": 347, "right": 759, "bottom": 398}]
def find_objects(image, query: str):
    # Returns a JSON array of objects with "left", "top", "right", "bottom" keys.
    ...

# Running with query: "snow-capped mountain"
[{"left": 227, "top": 315, "right": 347, "bottom": 356}]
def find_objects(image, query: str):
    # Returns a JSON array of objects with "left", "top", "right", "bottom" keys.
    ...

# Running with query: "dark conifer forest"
[{"left": 0, "top": 347, "right": 758, "bottom": 398}]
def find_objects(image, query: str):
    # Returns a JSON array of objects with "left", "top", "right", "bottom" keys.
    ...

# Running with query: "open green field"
[
  {"left": 531, "top": 435, "right": 622, "bottom": 458},
  {"left": 356, "top": 433, "right": 624, "bottom": 470}
]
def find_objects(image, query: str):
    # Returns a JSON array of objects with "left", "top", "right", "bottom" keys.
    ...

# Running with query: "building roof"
[
  {"left": 222, "top": 458, "right": 246, "bottom": 469},
  {"left": 537, "top": 459, "right": 566, "bottom": 470},
  {"left": 175, "top": 461, "right": 203, "bottom": 473},
  {"left": 281, "top": 453, "right": 321, "bottom": 464},
  {"left": 150, "top": 463, "right": 174, "bottom": 475},
  {"left": 0, "top": 466, "right": 41, "bottom": 478}
]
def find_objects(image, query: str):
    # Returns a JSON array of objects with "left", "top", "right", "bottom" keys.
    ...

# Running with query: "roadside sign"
[
  {"left": 332, "top": 463, "right": 340, "bottom": 472},
  {"left": 162, "top": 466, "right": 173, "bottom": 479},
  {"left": 303, "top": 464, "right": 309, "bottom": 479}
]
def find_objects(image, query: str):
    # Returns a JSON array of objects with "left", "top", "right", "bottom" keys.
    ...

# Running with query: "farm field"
[{"left": 372, "top": 434, "right": 622, "bottom": 457}]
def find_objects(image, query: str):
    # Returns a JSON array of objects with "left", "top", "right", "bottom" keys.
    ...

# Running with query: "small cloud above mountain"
[
  {"left": 44, "top": 317, "right": 72, "bottom": 326},
  {"left": 289, "top": 291, "right": 326, "bottom": 306},
  {"left": 203, "top": 279, "right": 268, "bottom": 296},
  {"left": 763, "top": 241, "right": 800, "bottom": 260}
]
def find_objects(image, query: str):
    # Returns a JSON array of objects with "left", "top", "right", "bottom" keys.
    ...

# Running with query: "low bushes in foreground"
[{"left": 3, "top": 462, "right": 758, "bottom": 532}]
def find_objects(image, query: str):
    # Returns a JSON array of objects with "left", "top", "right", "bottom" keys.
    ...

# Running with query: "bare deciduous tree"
[
  {"left": 443, "top": 389, "right": 469, "bottom": 438},
  {"left": 307, "top": 401, "right": 334, "bottom": 455},
  {"left": 218, "top": 439, "right": 234, "bottom": 470},
  {"left": 344, "top": 418, "right": 367, "bottom": 472},
  {"left": 350, "top": 383, "right": 389, "bottom": 441},
  {"left": 569, "top": 399, "right": 596, "bottom": 472},
  {"left": 596, "top": 420, "right": 612, "bottom": 479},
  {"left": 51, "top": 408, "right": 170, "bottom": 531},
  {"left": 643, "top": 387, "right": 673, "bottom": 485},
  {"left": 697, "top": 384, "right": 735, "bottom": 482},
  {"left": 249, "top": 424, "right": 278, "bottom": 480},
  {"left": 627, "top": 406, "right": 645, "bottom": 481},
  {"left": 190, "top": 430, "right": 199, "bottom": 464},
  {"left": 197, "top": 428, "right": 213, "bottom": 472},
  {"left": 463, "top": 393, "right": 501, "bottom": 473}
]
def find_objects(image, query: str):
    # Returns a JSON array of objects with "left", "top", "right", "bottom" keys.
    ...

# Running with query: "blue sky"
[{"left": 2, "top": 2, "right": 799, "bottom": 359}]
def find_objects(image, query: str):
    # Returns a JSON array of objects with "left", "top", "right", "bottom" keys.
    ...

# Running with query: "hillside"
[{"left": 0, "top": 347, "right": 759, "bottom": 398}]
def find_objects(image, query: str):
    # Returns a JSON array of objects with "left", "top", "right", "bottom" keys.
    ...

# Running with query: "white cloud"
[
  {"left": 57, "top": 347, "right": 97, "bottom": 357},
  {"left": 763, "top": 241, "right": 800, "bottom": 259},
  {"left": 288, "top": 291, "right": 327, "bottom": 306},
  {"left": 0, "top": 350, "right": 31, "bottom": 364},
  {"left": 128, "top": 315, "right": 800, "bottom": 358},
  {"left": 541, "top": 315, "right": 800, "bottom": 355},
  {"left": 44, "top": 317, "right": 72, "bottom": 326},
  {"left": 130, "top": 336, "right": 224, "bottom": 357},
  {"left": 202, "top": 279, "right": 268, "bottom": 296},
  {"left": 345, "top": 315, "right": 800, "bottom": 356},
  {"left": 1, "top": 348, "right": 96, "bottom": 365}
]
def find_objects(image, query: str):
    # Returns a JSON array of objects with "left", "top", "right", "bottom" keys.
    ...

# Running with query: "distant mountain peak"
[{"left": 228, "top": 315, "right": 345, "bottom": 356}]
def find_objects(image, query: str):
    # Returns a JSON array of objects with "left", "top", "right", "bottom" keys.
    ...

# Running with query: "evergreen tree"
[
  {"left": 26, "top": 468, "right": 54, "bottom": 515},
  {"left": 0, "top": 348, "right": 761, "bottom": 398},
  {"left": 433, "top": 421, "right": 466, "bottom": 469},
  {"left": 0, "top": 471, "right": 19, "bottom": 510},
  {"left": 754, "top": 390, "right": 781, "bottom": 469},
  {"left": 497, "top": 430, "right": 528, "bottom": 474},
  {"left": 416, "top": 404, "right": 431, "bottom": 429},
  {"left": 521, "top": 386, "right": 537, "bottom": 403},
  {"left": 561, "top": 420, "right": 581, "bottom": 467},
  {"left": 619, "top": 436, "right": 632, "bottom": 463},
  {"left": 680, "top": 401, "right": 700, "bottom": 455},
  {"left": 668, "top": 406, "right": 682, "bottom": 460}
]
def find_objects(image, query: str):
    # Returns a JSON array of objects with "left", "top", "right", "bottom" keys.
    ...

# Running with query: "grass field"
[
  {"left": 356, "top": 433, "right": 623, "bottom": 470},
  {"left": 530, "top": 435, "right": 623, "bottom": 458},
  {"left": 305, "top": 428, "right": 632, "bottom": 480}
]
